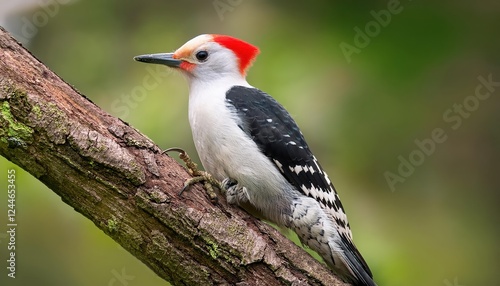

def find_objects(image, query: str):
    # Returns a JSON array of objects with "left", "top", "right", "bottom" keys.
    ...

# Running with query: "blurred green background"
[{"left": 1, "top": 0, "right": 499, "bottom": 285}]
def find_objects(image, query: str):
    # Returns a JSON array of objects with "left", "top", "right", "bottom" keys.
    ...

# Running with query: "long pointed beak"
[{"left": 134, "top": 53, "right": 181, "bottom": 67}]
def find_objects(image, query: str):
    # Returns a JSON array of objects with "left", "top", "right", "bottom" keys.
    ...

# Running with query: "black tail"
[{"left": 338, "top": 234, "right": 377, "bottom": 286}]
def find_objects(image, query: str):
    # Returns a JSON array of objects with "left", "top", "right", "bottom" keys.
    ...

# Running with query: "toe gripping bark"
[{"left": 163, "top": 147, "right": 221, "bottom": 203}]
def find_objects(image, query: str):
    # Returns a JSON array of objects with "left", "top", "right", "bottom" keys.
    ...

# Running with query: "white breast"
[{"left": 187, "top": 77, "right": 295, "bottom": 223}]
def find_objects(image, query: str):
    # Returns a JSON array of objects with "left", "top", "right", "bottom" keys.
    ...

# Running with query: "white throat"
[{"left": 186, "top": 75, "right": 251, "bottom": 177}]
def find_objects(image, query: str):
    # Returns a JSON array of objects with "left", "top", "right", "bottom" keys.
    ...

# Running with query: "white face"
[{"left": 173, "top": 34, "right": 242, "bottom": 81}]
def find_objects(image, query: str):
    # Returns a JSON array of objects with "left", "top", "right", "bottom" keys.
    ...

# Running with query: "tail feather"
[{"left": 338, "top": 234, "right": 376, "bottom": 286}]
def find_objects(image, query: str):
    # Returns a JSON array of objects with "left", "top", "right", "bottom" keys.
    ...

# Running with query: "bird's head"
[{"left": 134, "top": 34, "right": 260, "bottom": 80}]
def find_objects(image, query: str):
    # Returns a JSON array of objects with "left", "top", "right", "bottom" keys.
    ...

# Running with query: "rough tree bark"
[{"left": 0, "top": 27, "right": 350, "bottom": 286}]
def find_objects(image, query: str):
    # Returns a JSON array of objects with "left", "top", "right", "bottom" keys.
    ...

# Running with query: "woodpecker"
[{"left": 135, "top": 34, "right": 376, "bottom": 286}]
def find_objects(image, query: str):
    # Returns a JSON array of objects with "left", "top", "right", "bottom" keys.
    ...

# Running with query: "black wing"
[
  {"left": 226, "top": 86, "right": 375, "bottom": 284},
  {"left": 226, "top": 86, "right": 349, "bottom": 230},
  {"left": 226, "top": 85, "right": 375, "bottom": 285}
]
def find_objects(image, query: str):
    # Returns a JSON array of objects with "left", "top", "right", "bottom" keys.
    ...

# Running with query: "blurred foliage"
[{"left": 0, "top": 0, "right": 499, "bottom": 285}]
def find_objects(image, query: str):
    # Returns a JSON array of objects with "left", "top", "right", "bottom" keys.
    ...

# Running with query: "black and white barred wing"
[
  {"left": 225, "top": 86, "right": 351, "bottom": 236},
  {"left": 226, "top": 86, "right": 374, "bottom": 283}
]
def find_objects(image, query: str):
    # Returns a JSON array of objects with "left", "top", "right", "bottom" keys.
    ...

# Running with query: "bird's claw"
[{"left": 163, "top": 147, "right": 220, "bottom": 202}]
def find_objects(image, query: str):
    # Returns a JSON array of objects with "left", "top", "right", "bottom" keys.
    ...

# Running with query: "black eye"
[{"left": 195, "top": 50, "right": 208, "bottom": 61}]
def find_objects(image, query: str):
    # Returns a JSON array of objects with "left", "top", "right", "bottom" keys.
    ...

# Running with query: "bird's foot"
[
  {"left": 163, "top": 147, "right": 220, "bottom": 202},
  {"left": 221, "top": 178, "right": 249, "bottom": 205}
]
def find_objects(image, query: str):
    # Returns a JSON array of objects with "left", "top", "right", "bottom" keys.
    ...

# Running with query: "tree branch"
[{"left": 0, "top": 26, "right": 349, "bottom": 286}]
